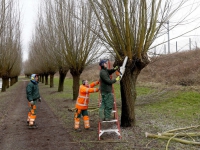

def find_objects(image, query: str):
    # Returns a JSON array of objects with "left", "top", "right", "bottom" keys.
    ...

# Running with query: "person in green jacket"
[
  {"left": 99, "top": 60, "right": 121, "bottom": 121},
  {"left": 26, "top": 74, "right": 41, "bottom": 128}
]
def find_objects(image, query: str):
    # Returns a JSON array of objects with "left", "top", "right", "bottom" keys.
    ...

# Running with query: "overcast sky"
[
  {"left": 19, "top": 0, "right": 200, "bottom": 61},
  {"left": 19, "top": 0, "right": 40, "bottom": 61},
  {"left": 150, "top": 0, "right": 200, "bottom": 54}
]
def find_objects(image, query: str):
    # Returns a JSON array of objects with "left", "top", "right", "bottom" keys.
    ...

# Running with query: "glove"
[
  {"left": 38, "top": 97, "right": 42, "bottom": 102},
  {"left": 116, "top": 76, "right": 121, "bottom": 81},
  {"left": 114, "top": 66, "right": 118, "bottom": 70},
  {"left": 30, "top": 101, "right": 34, "bottom": 105}
]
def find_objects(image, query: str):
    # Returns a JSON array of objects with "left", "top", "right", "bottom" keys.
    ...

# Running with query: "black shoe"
[
  {"left": 75, "top": 128, "right": 82, "bottom": 132},
  {"left": 104, "top": 118, "right": 111, "bottom": 121},
  {"left": 28, "top": 125, "right": 38, "bottom": 129},
  {"left": 85, "top": 128, "right": 94, "bottom": 131},
  {"left": 99, "top": 118, "right": 105, "bottom": 122},
  {"left": 27, "top": 121, "right": 29, "bottom": 126}
]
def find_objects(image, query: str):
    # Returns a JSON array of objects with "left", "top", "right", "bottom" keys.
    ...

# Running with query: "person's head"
[
  {"left": 82, "top": 80, "right": 89, "bottom": 86},
  {"left": 31, "top": 74, "right": 39, "bottom": 82},
  {"left": 99, "top": 59, "right": 108, "bottom": 68}
]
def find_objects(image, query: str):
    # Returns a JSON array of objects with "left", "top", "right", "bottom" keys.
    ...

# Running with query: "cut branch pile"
[{"left": 145, "top": 125, "right": 200, "bottom": 149}]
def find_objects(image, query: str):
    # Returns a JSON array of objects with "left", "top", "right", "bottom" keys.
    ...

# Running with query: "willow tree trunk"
[
  {"left": 10, "top": 77, "right": 15, "bottom": 86},
  {"left": 38, "top": 75, "right": 41, "bottom": 82},
  {"left": 1, "top": 76, "right": 9, "bottom": 92},
  {"left": 120, "top": 68, "right": 140, "bottom": 127},
  {"left": 70, "top": 73, "right": 81, "bottom": 100},
  {"left": 41, "top": 75, "right": 44, "bottom": 83},
  {"left": 15, "top": 76, "right": 18, "bottom": 83},
  {"left": 118, "top": 56, "right": 149, "bottom": 127},
  {"left": 44, "top": 74, "right": 49, "bottom": 85},
  {"left": 72, "top": 74, "right": 80, "bottom": 100},
  {"left": 58, "top": 68, "right": 68, "bottom": 92},
  {"left": 6, "top": 78, "right": 9, "bottom": 88},
  {"left": 49, "top": 73, "right": 55, "bottom": 88}
]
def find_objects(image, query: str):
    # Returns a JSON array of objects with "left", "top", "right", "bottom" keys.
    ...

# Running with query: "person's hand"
[
  {"left": 116, "top": 76, "right": 121, "bottom": 81},
  {"left": 114, "top": 66, "right": 118, "bottom": 70},
  {"left": 38, "top": 97, "right": 42, "bottom": 102},
  {"left": 30, "top": 101, "right": 34, "bottom": 105}
]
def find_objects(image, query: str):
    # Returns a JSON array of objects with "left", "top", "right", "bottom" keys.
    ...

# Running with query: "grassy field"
[{"left": 38, "top": 76, "right": 200, "bottom": 149}]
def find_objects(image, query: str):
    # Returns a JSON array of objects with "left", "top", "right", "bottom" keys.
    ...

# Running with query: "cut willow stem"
[
  {"left": 88, "top": 108, "right": 99, "bottom": 112},
  {"left": 145, "top": 132, "right": 200, "bottom": 145},
  {"left": 68, "top": 107, "right": 99, "bottom": 112},
  {"left": 163, "top": 125, "right": 200, "bottom": 133},
  {"left": 158, "top": 132, "right": 200, "bottom": 137},
  {"left": 166, "top": 133, "right": 178, "bottom": 150}
]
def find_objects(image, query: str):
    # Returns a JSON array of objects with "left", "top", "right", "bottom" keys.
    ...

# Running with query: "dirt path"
[{"left": 0, "top": 80, "right": 78, "bottom": 150}]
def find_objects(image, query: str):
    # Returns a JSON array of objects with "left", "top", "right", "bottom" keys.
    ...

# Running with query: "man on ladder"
[{"left": 99, "top": 59, "right": 120, "bottom": 121}]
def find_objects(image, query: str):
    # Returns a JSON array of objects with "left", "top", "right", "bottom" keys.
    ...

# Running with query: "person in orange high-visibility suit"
[{"left": 74, "top": 80, "right": 99, "bottom": 131}]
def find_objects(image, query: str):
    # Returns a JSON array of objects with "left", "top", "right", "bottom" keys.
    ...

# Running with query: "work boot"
[
  {"left": 28, "top": 121, "right": 38, "bottom": 129},
  {"left": 104, "top": 118, "right": 111, "bottom": 121},
  {"left": 99, "top": 118, "right": 105, "bottom": 122},
  {"left": 85, "top": 127, "right": 94, "bottom": 131},
  {"left": 28, "top": 125, "right": 38, "bottom": 129},
  {"left": 75, "top": 128, "right": 82, "bottom": 132},
  {"left": 27, "top": 121, "right": 29, "bottom": 126}
]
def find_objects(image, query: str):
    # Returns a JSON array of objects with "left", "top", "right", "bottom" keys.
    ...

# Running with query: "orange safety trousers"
[
  {"left": 74, "top": 109, "right": 90, "bottom": 129},
  {"left": 27, "top": 102, "right": 36, "bottom": 126}
]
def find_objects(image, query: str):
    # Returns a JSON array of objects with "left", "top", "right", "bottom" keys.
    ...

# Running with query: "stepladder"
[{"left": 98, "top": 59, "right": 122, "bottom": 140}]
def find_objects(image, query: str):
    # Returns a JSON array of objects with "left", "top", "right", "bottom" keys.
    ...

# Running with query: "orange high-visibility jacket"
[{"left": 75, "top": 81, "right": 99, "bottom": 110}]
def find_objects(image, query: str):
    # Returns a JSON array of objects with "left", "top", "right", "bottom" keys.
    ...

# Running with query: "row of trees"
[
  {"left": 24, "top": 0, "right": 187, "bottom": 127},
  {"left": 24, "top": 0, "right": 104, "bottom": 99},
  {"left": 0, "top": 0, "right": 22, "bottom": 92}
]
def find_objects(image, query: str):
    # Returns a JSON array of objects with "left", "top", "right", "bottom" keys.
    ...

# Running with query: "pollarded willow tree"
[
  {"left": 41, "top": 0, "right": 69, "bottom": 91},
  {"left": 0, "top": 0, "right": 22, "bottom": 92},
  {"left": 54, "top": 0, "right": 103, "bottom": 100},
  {"left": 89, "top": 0, "right": 187, "bottom": 127}
]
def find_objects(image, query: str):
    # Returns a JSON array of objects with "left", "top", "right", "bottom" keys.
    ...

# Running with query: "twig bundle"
[{"left": 145, "top": 125, "right": 200, "bottom": 149}]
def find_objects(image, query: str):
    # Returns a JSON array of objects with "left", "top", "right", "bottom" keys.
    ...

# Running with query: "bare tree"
[
  {"left": 89, "top": 0, "right": 187, "bottom": 127},
  {"left": 0, "top": 0, "right": 22, "bottom": 92},
  {"left": 55, "top": 0, "right": 103, "bottom": 99},
  {"left": 24, "top": 1, "right": 69, "bottom": 90},
  {"left": 0, "top": 0, "right": 6, "bottom": 36},
  {"left": 41, "top": 1, "right": 69, "bottom": 90}
]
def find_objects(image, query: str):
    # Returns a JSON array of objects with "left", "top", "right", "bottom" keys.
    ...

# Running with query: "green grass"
[
  {"left": 137, "top": 86, "right": 155, "bottom": 96},
  {"left": 146, "top": 91, "right": 200, "bottom": 120}
]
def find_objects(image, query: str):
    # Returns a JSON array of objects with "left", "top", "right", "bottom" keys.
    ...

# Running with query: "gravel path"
[{"left": 0, "top": 79, "right": 78, "bottom": 150}]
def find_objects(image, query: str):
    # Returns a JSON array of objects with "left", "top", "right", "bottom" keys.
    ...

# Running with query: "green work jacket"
[
  {"left": 26, "top": 81, "right": 40, "bottom": 101},
  {"left": 99, "top": 67, "right": 116, "bottom": 94}
]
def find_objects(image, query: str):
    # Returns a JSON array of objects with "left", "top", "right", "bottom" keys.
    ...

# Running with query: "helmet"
[
  {"left": 30, "top": 74, "right": 38, "bottom": 81},
  {"left": 99, "top": 59, "right": 107, "bottom": 66}
]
